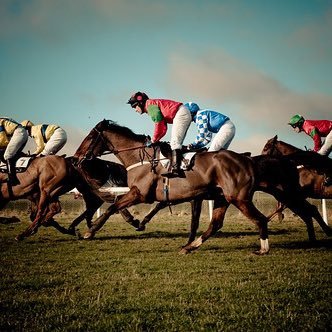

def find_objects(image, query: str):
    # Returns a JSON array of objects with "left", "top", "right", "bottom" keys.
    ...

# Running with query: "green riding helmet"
[{"left": 288, "top": 114, "right": 305, "bottom": 127}]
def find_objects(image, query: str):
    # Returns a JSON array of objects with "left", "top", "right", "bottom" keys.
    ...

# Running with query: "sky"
[{"left": 1, "top": 0, "right": 331, "bottom": 159}]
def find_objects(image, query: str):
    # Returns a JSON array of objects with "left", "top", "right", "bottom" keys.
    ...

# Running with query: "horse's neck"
[
  {"left": 112, "top": 138, "right": 146, "bottom": 167},
  {"left": 277, "top": 142, "right": 299, "bottom": 155},
  {"left": 116, "top": 150, "right": 142, "bottom": 168}
]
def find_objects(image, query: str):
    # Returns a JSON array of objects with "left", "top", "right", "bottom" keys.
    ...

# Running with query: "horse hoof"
[
  {"left": 15, "top": 234, "right": 24, "bottom": 241},
  {"left": 83, "top": 231, "right": 94, "bottom": 240},
  {"left": 67, "top": 228, "right": 76, "bottom": 236},
  {"left": 179, "top": 248, "right": 190, "bottom": 255},
  {"left": 252, "top": 249, "right": 269, "bottom": 255},
  {"left": 131, "top": 219, "right": 140, "bottom": 229},
  {"left": 136, "top": 225, "right": 146, "bottom": 232}
]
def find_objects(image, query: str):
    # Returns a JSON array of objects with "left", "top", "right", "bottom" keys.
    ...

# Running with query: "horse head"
[
  {"left": 74, "top": 119, "right": 151, "bottom": 167},
  {"left": 73, "top": 119, "right": 113, "bottom": 166},
  {"left": 261, "top": 135, "right": 279, "bottom": 156}
]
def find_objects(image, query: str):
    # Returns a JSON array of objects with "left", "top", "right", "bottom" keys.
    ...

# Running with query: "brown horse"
[
  {"left": 9, "top": 155, "right": 173, "bottom": 241},
  {"left": 0, "top": 155, "right": 77, "bottom": 240},
  {"left": 73, "top": 120, "right": 329, "bottom": 254},
  {"left": 1, "top": 155, "right": 137, "bottom": 240},
  {"left": 262, "top": 135, "right": 332, "bottom": 198}
]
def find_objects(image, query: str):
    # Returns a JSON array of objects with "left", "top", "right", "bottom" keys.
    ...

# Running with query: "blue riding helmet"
[{"left": 184, "top": 102, "right": 200, "bottom": 114}]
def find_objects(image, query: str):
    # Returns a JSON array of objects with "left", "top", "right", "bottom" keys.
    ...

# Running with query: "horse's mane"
[
  {"left": 277, "top": 139, "right": 301, "bottom": 153},
  {"left": 98, "top": 119, "right": 147, "bottom": 142},
  {"left": 67, "top": 156, "right": 128, "bottom": 187}
]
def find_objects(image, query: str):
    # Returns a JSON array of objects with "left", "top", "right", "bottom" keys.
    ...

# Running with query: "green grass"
[{"left": 0, "top": 195, "right": 331, "bottom": 331}]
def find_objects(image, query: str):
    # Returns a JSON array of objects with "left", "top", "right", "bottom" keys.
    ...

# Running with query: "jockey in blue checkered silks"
[{"left": 185, "top": 102, "right": 236, "bottom": 152}]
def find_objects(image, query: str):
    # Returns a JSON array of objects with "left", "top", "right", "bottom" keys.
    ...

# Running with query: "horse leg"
[
  {"left": 119, "top": 208, "right": 140, "bottom": 229},
  {"left": 15, "top": 191, "right": 49, "bottom": 241},
  {"left": 180, "top": 197, "right": 229, "bottom": 254},
  {"left": 136, "top": 201, "right": 168, "bottom": 231},
  {"left": 41, "top": 201, "right": 77, "bottom": 236},
  {"left": 68, "top": 210, "right": 89, "bottom": 232},
  {"left": 286, "top": 199, "right": 332, "bottom": 240},
  {"left": 267, "top": 202, "right": 285, "bottom": 221},
  {"left": 67, "top": 201, "right": 102, "bottom": 231},
  {"left": 307, "top": 203, "right": 332, "bottom": 236},
  {"left": 233, "top": 200, "right": 270, "bottom": 255},
  {"left": 84, "top": 186, "right": 142, "bottom": 239},
  {"left": 67, "top": 191, "right": 104, "bottom": 233},
  {"left": 183, "top": 198, "right": 203, "bottom": 246}
]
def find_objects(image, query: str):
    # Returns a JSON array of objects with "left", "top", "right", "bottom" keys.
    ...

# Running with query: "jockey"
[
  {"left": 288, "top": 115, "right": 332, "bottom": 156},
  {"left": 288, "top": 114, "right": 332, "bottom": 186},
  {"left": 185, "top": 102, "right": 236, "bottom": 152},
  {"left": 21, "top": 120, "right": 67, "bottom": 156},
  {"left": 127, "top": 92, "right": 192, "bottom": 178},
  {"left": 0, "top": 117, "right": 29, "bottom": 185}
]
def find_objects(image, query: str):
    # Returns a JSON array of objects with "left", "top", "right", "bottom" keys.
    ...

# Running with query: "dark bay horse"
[
  {"left": 67, "top": 157, "right": 173, "bottom": 234},
  {"left": 262, "top": 135, "right": 332, "bottom": 198},
  {"left": 73, "top": 120, "right": 328, "bottom": 254}
]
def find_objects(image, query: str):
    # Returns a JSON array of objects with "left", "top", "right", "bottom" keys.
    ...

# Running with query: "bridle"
[
  {"left": 265, "top": 139, "right": 282, "bottom": 157},
  {"left": 76, "top": 125, "right": 158, "bottom": 171}
]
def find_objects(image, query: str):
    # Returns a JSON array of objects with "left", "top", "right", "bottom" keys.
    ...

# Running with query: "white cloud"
[{"left": 166, "top": 48, "right": 332, "bottom": 128}]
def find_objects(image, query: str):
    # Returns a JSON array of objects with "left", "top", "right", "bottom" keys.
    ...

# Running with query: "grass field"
[{"left": 1, "top": 194, "right": 331, "bottom": 331}]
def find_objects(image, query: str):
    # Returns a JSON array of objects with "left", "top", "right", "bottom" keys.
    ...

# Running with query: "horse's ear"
[{"left": 273, "top": 135, "right": 278, "bottom": 140}]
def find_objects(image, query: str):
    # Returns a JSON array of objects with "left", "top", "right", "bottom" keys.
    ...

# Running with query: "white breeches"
[
  {"left": 170, "top": 105, "right": 192, "bottom": 150},
  {"left": 4, "top": 126, "right": 28, "bottom": 160},
  {"left": 42, "top": 128, "right": 67, "bottom": 155},
  {"left": 208, "top": 120, "right": 236, "bottom": 152},
  {"left": 318, "top": 130, "right": 332, "bottom": 156}
]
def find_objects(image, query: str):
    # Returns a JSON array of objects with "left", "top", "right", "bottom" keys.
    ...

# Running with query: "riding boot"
[
  {"left": 162, "top": 149, "right": 184, "bottom": 178},
  {"left": 6, "top": 159, "right": 20, "bottom": 186}
]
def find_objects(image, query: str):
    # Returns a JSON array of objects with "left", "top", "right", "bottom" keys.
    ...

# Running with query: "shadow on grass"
[
  {"left": 80, "top": 228, "right": 290, "bottom": 242},
  {"left": 272, "top": 238, "right": 332, "bottom": 250}
]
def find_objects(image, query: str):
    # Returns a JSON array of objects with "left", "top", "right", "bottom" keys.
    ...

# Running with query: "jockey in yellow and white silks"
[
  {"left": 21, "top": 121, "right": 67, "bottom": 156},
  {"left": 0, "top": 117, "right": 29, "bottom": 185}
]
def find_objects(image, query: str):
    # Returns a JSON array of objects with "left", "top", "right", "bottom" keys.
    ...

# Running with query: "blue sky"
[{"left": 1, "top": 0, "right": 331, "bottom": 156}]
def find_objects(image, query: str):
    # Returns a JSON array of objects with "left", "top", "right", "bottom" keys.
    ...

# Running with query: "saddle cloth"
[{"left": 0, "top": 157, "right": 32, "bottom": 173}]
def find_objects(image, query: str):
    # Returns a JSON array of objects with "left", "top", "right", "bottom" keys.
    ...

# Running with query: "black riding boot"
[
  {"left": 6, "top": 159, "right": 20, "bottom": 186},
  {"left": 162, "top": 149, "right": 184, "bottom": 178}
]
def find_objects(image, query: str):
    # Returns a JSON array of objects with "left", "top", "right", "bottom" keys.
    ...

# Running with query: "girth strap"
[{"left": 126, "top": 161, "right": 150, "bottom": 171}]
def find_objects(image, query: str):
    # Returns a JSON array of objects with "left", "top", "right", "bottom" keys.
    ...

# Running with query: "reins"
[{"left": 83, "top": 126, "right": 159, "bottom": 172}]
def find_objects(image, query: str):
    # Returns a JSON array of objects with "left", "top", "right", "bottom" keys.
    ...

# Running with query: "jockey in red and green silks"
[
  {"left": 289, "top": 114, "right": 332, "bottom": 155},
  {"left": 127, "top": 92, "right": 192, "bottom": 177}
]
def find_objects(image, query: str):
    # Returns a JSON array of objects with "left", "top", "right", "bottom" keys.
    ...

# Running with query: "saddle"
[
  {"left": 157, "top": 142, "right": 206, "bottom": 171},
  {"left": 0, "top": 156, "right": 34, "bottom": 173}
]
